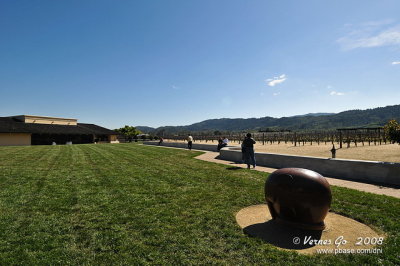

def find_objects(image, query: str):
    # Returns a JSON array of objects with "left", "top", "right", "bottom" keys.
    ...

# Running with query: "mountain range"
[{"left": 136, "top": 105, "right": 400, "bottom": 134}]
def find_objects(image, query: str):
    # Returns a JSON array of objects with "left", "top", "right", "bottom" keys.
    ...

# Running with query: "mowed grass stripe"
[
  {"left": 0, "top": 146, "right": 35, "bottom": 164},
  {"left": 0, "top": 143, "right": 398, "bottom": 264}
]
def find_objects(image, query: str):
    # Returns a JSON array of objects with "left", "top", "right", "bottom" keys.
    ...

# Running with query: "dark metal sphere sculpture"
[{"left": 265, "top": 168, "right": 332, "bottom": 230}]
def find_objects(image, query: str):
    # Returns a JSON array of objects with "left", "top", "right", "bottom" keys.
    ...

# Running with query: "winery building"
[{"left": 0, "top": 115, "right": 119, "bottom": 146}]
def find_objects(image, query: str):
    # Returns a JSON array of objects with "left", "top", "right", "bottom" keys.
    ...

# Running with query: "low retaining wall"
[
  {"left": 220, "top": 147, "right": 400, "bottom": 186},
  {"left": 143, "top": 141, "right": 230, "bottom": 152}
]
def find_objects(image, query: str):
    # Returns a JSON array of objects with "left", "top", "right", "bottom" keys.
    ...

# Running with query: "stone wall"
[{"left": 220, "top": 147, "right": 400, "bottom": 186}]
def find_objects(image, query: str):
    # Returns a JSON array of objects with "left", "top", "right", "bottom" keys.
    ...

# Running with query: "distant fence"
[{"left": 161, "top": 128, "right": 389, "bottom": 148}]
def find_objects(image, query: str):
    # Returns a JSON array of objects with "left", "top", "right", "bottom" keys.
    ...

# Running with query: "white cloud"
[
  {"left": 392, "top": 61, "right": 400, "bottom": 65},
  {"left": 272, "top": 92, "right": 280, "bottom": 96},
  {"left": 361, "top": 19, "right": 395, "bottom": 27},
  {"left": 171, "top": 85, "right": 179, "bottom": 90},
  {"left": 330, "top": 91, "right": 345, "bottom": 96},
  {"left": 265, "top": 74, "right": 287, "bottom": 87},
  {"left": 337, "top": 20, "right": 400, "bottom": 50}
]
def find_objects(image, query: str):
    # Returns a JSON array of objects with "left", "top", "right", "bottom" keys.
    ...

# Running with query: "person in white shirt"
[
  {"left": 218, "top": 137, "right": 229, "bottom": 151},
  {"left": 187, "top": 134, "right": 193, "bottom": 150}
]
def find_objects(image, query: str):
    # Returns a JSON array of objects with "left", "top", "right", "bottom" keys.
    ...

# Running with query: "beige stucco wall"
[
  {"left": 96, "top": 135, "right": 119, "bottom": 144},
  {"left": 109, "top": 135, "right": 119, "bottom": 143},
  {"left": 0, "top": 133, "right": 31, "bottom": 146},
  {"left": 13, "top": 115, "right": 77, "bottom": 125},
  {"left": 109, "top": 135, "right": 117, "bottom": 141}
]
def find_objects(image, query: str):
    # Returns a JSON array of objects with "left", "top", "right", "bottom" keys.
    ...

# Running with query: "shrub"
[{"left": 384, "top": 119, "right": 400, "bottom": 143}]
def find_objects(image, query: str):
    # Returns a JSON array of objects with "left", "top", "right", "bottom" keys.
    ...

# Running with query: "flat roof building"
[{"left": 0, "top": 115, "right": 119, "bottom": 146}]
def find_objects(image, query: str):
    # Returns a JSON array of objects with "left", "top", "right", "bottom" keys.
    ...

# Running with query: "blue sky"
[{"left": 1, "top": 0, "right": 399, "bottom": 129}]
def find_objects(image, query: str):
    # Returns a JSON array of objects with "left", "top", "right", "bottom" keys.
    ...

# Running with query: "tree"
[
  {"left": 115, "top": 125, "right": 142, "bottom": 142},
  {"left": 383, "top": 120, "right": 400, "bottom": 144},
  {"left": 155, "top": 129, "right": 166, "bottom": 137}
]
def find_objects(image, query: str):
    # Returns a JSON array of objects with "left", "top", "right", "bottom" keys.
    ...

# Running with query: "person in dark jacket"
[
  {"left": 242, "top": 133, "right": 256, "bottom": 169},
  {"left": 217, "top": 137, "right": 223, "bottom": 151}
]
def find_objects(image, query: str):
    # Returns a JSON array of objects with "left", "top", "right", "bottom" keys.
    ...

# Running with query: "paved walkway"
[{"left": 143, "top": 144, "right": 400, "bottom": 199}]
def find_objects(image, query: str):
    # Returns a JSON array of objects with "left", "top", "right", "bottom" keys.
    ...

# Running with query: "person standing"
[
  {"left": 187, "top": 134, "right": 193, "bottom": 150},
  {"left": 217, "top": 137, "right": 223, "bottom": 151},
  {"left": 242, "top": 133, "right": 256, "bottom": 169}
]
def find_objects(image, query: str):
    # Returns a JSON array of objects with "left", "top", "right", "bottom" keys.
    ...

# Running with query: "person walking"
[
  {"left": 187, "top": 134, "right": 193, "bottom": 150},
  {"left": 242, "top": 133, "right": 256, "bottom": 169}
]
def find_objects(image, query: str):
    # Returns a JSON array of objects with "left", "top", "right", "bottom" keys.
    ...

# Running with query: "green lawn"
[{"left": 0, "top": 144, "right": 398, "bottom": 265}]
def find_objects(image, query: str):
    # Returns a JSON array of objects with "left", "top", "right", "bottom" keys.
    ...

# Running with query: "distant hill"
[
  {"left": 290, "top": 112, "right": 335, "bottom": 118},
  {"left": 141, "top": 105, "right": 400, "bottom": 135},
  {"left": 136, "top": 126, "right": 155, "bottom": 134}
]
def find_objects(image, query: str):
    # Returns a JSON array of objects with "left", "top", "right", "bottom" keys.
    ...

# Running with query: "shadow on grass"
[
  {"left": 226, "top": 166, "right": 243, "bottom": 170},
  {"left": 243, "top": 220, "right": 322, "bottom": 250}
]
